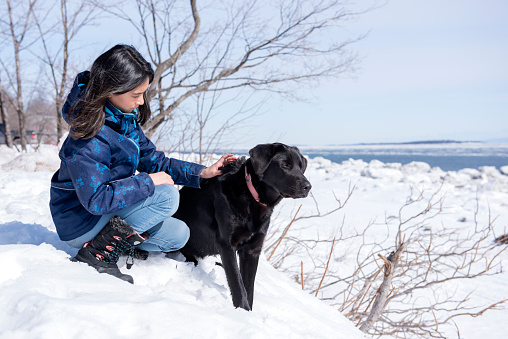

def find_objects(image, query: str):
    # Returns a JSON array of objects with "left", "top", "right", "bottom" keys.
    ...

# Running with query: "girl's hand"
[
  {"left": 200, "top": 153, "right": 237, "bottom": 179},
  {"left": 149, "top": 172, "right": 175, "bottom": 186}
]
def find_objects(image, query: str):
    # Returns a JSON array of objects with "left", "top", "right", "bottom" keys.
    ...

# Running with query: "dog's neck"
[
  {"left": 244, "top": 160, "right": 283, "bottom": 207},
  {"left": 245, "top": 165, "right": 267, "bottom": 207}
]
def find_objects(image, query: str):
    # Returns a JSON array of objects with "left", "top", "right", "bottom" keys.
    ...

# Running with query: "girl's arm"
[{"left": 63, "top": 136, "right": 155, "bottom": 215}]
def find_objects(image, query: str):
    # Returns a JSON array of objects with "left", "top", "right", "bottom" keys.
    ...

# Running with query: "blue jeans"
[{"left": 66, "top": 185, "right": 189, "bottom": 252}]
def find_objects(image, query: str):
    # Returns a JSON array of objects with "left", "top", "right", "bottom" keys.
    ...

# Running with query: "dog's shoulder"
[
  {"left": 198, "top": 156, "right": 246, "bottom": 189},
  {"left": 219, "top": 156, "right": 246, "bottom": 178}
]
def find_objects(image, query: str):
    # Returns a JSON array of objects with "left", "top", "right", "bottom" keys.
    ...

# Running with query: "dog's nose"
[{"left": 302, "top": 181, "right": 312, "bottom": 192}]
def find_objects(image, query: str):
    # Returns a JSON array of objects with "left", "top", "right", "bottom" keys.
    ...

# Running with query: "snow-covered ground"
[
  {"left": 1, "top": 144, "right": 507, "bottom": 338},
  {"left": 273, "top": 155, "right": 508, "bottom": 338}
]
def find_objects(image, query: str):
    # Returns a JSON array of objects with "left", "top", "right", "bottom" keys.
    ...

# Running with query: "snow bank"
[
  {"left": 0, "top": 146, "right": 364, "bottom": 339},
  {"left": 0, "top": 243, "right": 362, "bottom": 339},
  {"left": 501, "top": 165, "right": 508, "bottom": 175},
  {"left": 1, "top": 145, "right": 508, "bottom": 338},
  {"left": 280, "top": 154, "right": 508, "bottom": 338},
  {"left": 1, "top": 145, "right": 61, "bottom": 172}
]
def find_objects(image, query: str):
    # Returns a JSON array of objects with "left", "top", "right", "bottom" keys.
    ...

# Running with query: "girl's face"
[{"left": 109, "top": 77, "right": 150, "bottom": 113}]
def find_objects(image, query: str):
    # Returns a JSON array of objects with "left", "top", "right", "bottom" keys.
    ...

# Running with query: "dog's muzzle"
[
  {"left": 298, "top": 180, "right": 312, "bottom": 198},
  {"left": 283, "top": 180, "right": 312, "bottom": 199}
]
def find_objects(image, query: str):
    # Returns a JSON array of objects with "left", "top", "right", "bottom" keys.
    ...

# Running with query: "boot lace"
[{"left": 95, "top": 238, "right": 134, "bottom": 266}]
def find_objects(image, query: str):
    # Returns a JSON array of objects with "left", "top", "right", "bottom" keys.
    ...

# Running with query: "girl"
[{"left": 50, "top": 44, "right": 236, "bottom": 283}]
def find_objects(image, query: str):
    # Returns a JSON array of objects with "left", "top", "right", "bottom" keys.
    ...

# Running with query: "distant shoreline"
[
  {"left": 292, "top": 139, "right": 508, "bottom": 148},
  {"left": 220, "top": 141, "right": 508, "bottom": 153},
  {"left": 215, "top": 142, "right": 508, "bottom": 171},
  {"left": 349, "top": 140, "right": 481, "bottom": 146}
]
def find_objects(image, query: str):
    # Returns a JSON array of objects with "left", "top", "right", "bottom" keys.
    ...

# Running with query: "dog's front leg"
[
  {"left": 238, "top": 232, "right": 265, "bottom": 310},
  {"left": 218, "top": 241, "right": 251, "bottom": 311},
  {"left": 238, "top": 250, "right": 260, "bottom": 310}
]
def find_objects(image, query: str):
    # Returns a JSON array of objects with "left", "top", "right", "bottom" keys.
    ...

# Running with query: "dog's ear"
[
  {"left": 289, "top": 145, "right": 307, "bottom": 173},
  {"left": 301, "top": 152, "right": 308, "bottom": 173},
  {"left": 249, "top": 143, "right": 286, "bottom": 175}
]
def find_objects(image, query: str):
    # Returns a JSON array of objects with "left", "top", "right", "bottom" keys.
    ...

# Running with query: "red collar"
[{"left": 245, "top": 166, "right": 267, "bottom": 207}]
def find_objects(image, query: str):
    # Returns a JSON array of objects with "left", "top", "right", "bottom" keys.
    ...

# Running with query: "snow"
[
  {"left": 272, "top": 155, "right": 508, "bottom": 338},
  {"left": 0, "top": 245, "right": 361, "bottom": 339},
  {"left": 1, "top": 144, "right": 507, "bottom": 338},
  {"left": 0, "top": 145, "right": 363, "bottom": 339}
]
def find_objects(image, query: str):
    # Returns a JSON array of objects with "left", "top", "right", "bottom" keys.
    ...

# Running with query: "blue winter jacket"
[{"left": 50, "top": 71, "right": 206, "bottom": 241}]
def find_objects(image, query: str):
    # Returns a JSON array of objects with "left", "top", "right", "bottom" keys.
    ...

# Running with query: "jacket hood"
[{"left": 62, "top": 71, "right": 89, "bottom": 124}]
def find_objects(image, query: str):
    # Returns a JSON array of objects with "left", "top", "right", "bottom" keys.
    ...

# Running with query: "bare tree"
[
  {"left": 32, "top": 0, "right": 98, "bottom": 142},
  {"left": 155, "top": 87, "right": 262, "bottom": 163},
  {"left": 101, "top": 0, "right": 363, "bottom": 155},
  {"left": 0, "top": 0, "right": 39, "bottom": 151},
  {"left": 2, "top": 0, "right": 365, "bottom": 155}
]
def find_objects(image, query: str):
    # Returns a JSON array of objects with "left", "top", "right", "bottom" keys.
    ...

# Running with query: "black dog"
[{"left": 175, "top": 143, "right": 311, "bottom": 311}]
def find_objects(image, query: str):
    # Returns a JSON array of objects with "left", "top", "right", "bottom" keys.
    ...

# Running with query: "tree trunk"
[
  {"left": 14, "top": 43, "right": 27, "bottom": 151},
  {"left": 57, "top": 0, "right": 70, "bottom": 141},
  {"left": 0, "top": 90, "right": 14, "bottom": 147}
]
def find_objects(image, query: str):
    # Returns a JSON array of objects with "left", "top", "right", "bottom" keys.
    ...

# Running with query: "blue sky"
[
  {"left": 253, "top": 0, "right": 508, "bottom": 146},
  {"left": 78, "top": 0, "right": 508, "bottom": 148}
]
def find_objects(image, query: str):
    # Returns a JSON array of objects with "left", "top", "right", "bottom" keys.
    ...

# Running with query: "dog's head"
[{"left": 249, "top": 143, "right": 311, "bottom": 199}]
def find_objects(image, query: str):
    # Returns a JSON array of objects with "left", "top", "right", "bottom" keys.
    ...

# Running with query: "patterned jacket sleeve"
[
  {"left": 137, "top": 129, "right": 206, "bottom": 188},
  {"left": 63, "top": 135, "right": 155, "bottom": 215}
]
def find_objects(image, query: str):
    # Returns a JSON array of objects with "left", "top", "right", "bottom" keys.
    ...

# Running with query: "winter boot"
[{"left": 72, "top": 216, "right": 147, "bottom": 284}]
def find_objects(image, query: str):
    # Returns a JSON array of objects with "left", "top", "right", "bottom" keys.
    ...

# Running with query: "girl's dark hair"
[{"left": 69, "top": 44, "right": 154, "bottom": 139}]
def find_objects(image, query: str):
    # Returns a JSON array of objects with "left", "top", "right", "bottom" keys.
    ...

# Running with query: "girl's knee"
[
  {"left": 153, "top": 184, "right": 180, "bottom": 217},
  {"left": 142, "top": 218, "right": 190, "bottom": 252},
  {"left": 169, "top": 220, "right": 190, "bottom": 251}
]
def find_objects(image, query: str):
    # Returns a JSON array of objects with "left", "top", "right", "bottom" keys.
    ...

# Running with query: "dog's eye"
[{"left": 281, "top": 161, "right": 291, "bottom": 170}]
